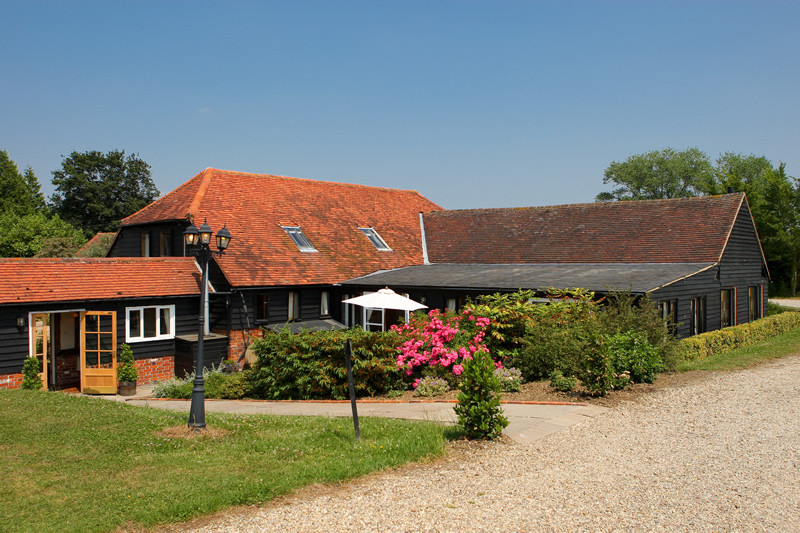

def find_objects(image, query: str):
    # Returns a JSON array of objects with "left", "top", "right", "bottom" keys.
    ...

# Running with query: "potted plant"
[{"left": 117, "top": 343, "right": 139, "bottom": 396}]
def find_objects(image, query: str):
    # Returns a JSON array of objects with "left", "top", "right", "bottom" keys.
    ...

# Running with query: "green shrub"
[
  {"left": 494, "top": 366, "right": 523, "bottom": 392},
  {"left": 597, "top": 293, "right": 681, "bottom": 371},
  {"left": 471, "top": 289, "right": 597, "bottom": 373},
  {"left": 515, "top": 319, "right": 591, "bottom": 380},
  {"left": 151, "top": 365, "right": 251, "bottom": 400},
  {"left": 414, "top": 376, "right": 450, "bottom": 397},
  {"left": 767, "top": 301, "right": 800, "bottom": 315},
  {"left": 250, "top": 327, "right": 402, "bottom": 400},
  {"left": 215, "top": 369, "right": 253, "bottom": 399},
  {"left": 454, "top": 349, "right": 508, "bottom": 439},
  {"left": 152, "top": 377, "right": 192, "bottom": 399},
  {"left": 605, "top": 331, "right": 663, "bottom": 384},
  {"left": 116, "top": 343, "right": 138, "bottom": 383},
  {"left": 20, "top": 357, "right": 43, "bottom": 390},
  {"left": 548, "top": 370, "right": 577, "bottom": 392},
  {"left": 578, "top": 335, "right": 617, "bottom": 396}
]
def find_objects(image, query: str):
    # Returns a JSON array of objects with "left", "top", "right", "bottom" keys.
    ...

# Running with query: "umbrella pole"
[{"left": 344, "top": 339, "right": 361, "bottom": 441}]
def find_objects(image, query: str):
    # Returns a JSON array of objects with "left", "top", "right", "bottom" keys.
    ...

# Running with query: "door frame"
[
  {"left": 28, "top": 313, "right": 50, "bottom": 390},
  {"left": 80, "top": 310, "right": 118, "bottom": 394}
]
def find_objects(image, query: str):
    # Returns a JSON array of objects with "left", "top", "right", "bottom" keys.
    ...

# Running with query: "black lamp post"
[{"left": 184, "top": 218, "right": 232, "bottom": 430}]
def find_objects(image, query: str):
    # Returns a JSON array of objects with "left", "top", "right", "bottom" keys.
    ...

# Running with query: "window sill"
[{"left": 126, "top": 335, "right": 175, "bottom": 343}]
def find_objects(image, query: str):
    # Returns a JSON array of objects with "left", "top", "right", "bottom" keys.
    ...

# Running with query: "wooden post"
[{"left": 344, "top": 339, "right": 360, "bottom": 441}]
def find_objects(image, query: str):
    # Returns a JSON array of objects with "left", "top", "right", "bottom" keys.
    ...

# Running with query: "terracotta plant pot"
[{"left": 118, "top": 381, "right": 137, "bottom": 396}]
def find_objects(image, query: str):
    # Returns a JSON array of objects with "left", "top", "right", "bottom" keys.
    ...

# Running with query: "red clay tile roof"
[
  {"left": 121, "top": 168, "right": 444, "bottom": 287},
  {"left": 0, "top": 258, "right": 201, "bottom": 305},
  {"left": 423, "top": 193, "right": 748, "bottom": 264}
]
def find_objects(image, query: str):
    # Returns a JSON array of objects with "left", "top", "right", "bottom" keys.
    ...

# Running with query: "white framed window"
[
  {"left": 281, "top": 226, "right": 317, "bottom": 252},
  {"left": 126, "top": 305, "right": 175, "bottom": 342},
  {"left": 358, "top": 227, "right": 392, "bottom": 251}
]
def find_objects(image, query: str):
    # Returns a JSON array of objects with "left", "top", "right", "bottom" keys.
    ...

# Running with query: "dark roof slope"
[
  {"left": 342, "top": 262, "right": 717, "bottom": 294},
  {"left": 423, "top": 193, "right": 747, "bottom": 264},
  {"left": 121, "top": 168, "right": 444, "bottom": 287},
  {"left": 0, "top": 257, "right": 201, "bottom": 305}
]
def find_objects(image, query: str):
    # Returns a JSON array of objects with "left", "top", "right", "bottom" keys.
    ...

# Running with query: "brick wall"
[
  {"left": 135, "top": 356, "right": 175, "bottom": 384},
  {"left": 1, "top": 355, "right": 176, "bottom": 390},
  {"left": 218, "top": 328, "right": 264, "bottom": 361},
  {"left": 55, "top": 354, "right": 80, "bottom": 389},
  {"left": 0, "top": 373, "right": 23, "bottom": 390}
]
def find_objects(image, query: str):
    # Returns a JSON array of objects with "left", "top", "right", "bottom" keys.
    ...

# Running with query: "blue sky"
[{"left": 2, "top": 0, "right": 798, "bottom": 209}]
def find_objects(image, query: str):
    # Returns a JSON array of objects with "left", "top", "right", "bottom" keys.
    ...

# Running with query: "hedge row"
[
  {"left": 681, "top": 311, "right": 800, "bottom": 361},
  {"left": 249, "top": 327, "right": 402, "bottom": 400}
]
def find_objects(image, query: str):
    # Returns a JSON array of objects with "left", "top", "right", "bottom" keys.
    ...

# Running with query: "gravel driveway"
[{"left": 171, "top": 355, "right": 800, "bottom": 532}]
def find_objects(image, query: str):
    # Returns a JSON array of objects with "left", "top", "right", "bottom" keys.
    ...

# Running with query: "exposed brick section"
[
  {"left": 424, "top": 193, "right": 753, "bottom": 265},
  {"left": 0, "top": 373, "right": 23, "bottom": 390},
  {"left": 135, "top": 356, "right": 175, "bottom": 384},
  {"left": 0, "top": 357, "right": 175, "bottom": 389},
  {"left": 221, "top": 328, "right": 265, "bottom": 362},
  {"left": 0, "top": 257, "right": 201, "bottom": 305},
  {"left": 55, "top": 354, "right": 80, "bottom": 389},
  {"left": 120, "top": 168, "right": 445, "bottom": 287}
]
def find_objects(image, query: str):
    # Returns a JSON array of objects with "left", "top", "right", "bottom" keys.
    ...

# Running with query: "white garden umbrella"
[{"left": 342, "top": 287, "right": 427, "bottom": 311}]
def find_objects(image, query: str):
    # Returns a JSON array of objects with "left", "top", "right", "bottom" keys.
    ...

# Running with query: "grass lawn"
[
  {"left": 678, "top": 322, "right": 800, "bottom": 372},
  {"left": 0, "top": 392, "right": 454, "bottom": 532}
]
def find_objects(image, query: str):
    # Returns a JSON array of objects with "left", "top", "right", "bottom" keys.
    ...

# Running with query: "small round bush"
[
  {"left": 549, "top": 370, "right": 577, "bottom": 392},
  {"left": 414, "top": 376, "right": 450, "bottom": 397},
  {"left": 494, "top": 366, "right": 523, "bottom": 392},
  {"left": 20, "top": 357, "right": 43, "bottom": 390},
  {"left": 454, "top": 349, "right": 509, "bottom": 440}
]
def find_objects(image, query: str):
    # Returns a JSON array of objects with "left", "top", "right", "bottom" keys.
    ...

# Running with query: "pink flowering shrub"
[{"left": 391, "top": 309, "right": 496, "bottom": 383}]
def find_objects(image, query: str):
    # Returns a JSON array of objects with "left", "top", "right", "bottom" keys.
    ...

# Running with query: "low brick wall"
[
  {"left": 0, "top": 355, "right": 175, "bottom": 390},
  {"left": 135, "top": 356, "right": 175, "bottom": 384},
  {"left": 0, "top": 373, "right": 23, "bottom": 390}
]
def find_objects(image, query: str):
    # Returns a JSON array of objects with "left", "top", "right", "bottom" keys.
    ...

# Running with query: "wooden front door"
[
  {"left": 81, "top": 311, "right": 117, "bottom": 394},
  {"left": 30, "top": 313, "right": 50, "bottom": 390}
]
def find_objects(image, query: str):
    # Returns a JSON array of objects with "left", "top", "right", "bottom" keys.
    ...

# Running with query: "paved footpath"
[{"left": 115, "top": 390, "right": 608, "bottom": 444}]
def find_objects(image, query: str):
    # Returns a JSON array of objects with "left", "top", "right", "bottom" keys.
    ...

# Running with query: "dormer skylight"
[
  {"left": 359, "top": 227, "right": 392, "bottom": 251},
  {"left": 281, "top": 226, "right": 317, "bottom": 252}
]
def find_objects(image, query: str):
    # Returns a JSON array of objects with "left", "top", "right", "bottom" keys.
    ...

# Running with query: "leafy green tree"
[
  {"left": 0, "top": 211, "right": 86, "bottom": 257},
  {"left": 596, "top": 147, "right": 715, "bottom": 201},
  {"left": 50, "top": 150, "right": 159, "bottom": 236},
  {"left": 760, "top": 164, "right": 800, "bottom": 295},
  {"left": 0, "top": 149, "right": 45, "bottom": 216}
]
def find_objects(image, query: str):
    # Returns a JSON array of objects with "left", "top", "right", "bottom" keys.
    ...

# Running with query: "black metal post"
[
  {"left": 344, "top": 339, "right": 360, "bottom": 440},
  {"left": 188, "top": 246, "right": 210, "bottom": 430}
]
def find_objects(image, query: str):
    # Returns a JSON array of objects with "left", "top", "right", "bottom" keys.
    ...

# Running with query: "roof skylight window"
[
  {"left": 281, "top": 226, "right": 317, "bottom": 252},
  {"left": 359, "top": 227, "right": 392, "bottom": 251}
]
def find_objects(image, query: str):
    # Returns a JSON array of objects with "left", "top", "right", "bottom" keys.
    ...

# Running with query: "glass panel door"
[
  {"left": 81, "top": 311, "right": 117, "bottom": 394},
  {"left": 30, "top": 313, "right": 50, "bottom": 390}
]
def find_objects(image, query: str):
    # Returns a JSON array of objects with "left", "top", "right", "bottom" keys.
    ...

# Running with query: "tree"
[
  {"left": 50, "top": 150, "right": 159, "bottom": 236},
  {"left": 0, "top": 149, "right": 45, "bottom": 216},
  {"left": 596, "top": 147, "right": 715, "bottom": 201},
  {"left": 0, "top": 211, "right": 86, "bottom": 258},
  {"left": 760, "top": 164, "right": 800, "bottom": 296}
]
